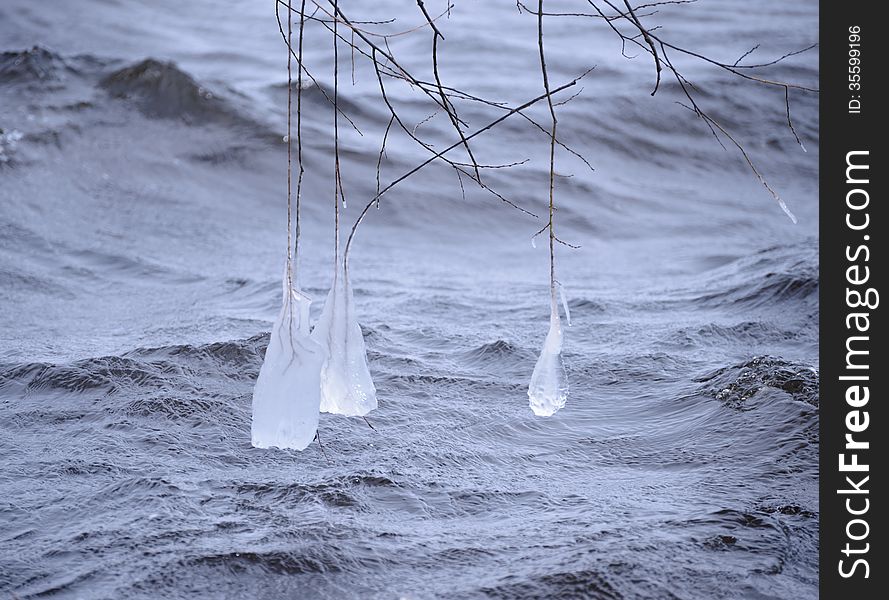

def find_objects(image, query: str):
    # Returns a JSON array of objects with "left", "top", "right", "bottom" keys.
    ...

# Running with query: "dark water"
[{"left": 0, "top": 1, "right": 819, "bottom": 598}]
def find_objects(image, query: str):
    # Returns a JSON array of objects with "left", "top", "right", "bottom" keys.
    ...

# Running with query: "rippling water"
[{"left": 1, "top": 1, "right": 818, "bottom": 598}]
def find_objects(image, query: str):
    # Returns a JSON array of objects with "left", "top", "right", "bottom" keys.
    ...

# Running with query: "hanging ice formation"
[
  {"left": 310, "top": 4, "right": 377, "bottom": 419},
  {"left": 251, "top": 270, "right": 325, "bottom": 450},
  {"left": 528, "top": 285, "right": 569, "bottom": 417},
  {"left": 529, "top": 0, "right": 569, "bottom": 418},
  {"left": 312, "top": 258, "right": 378, "bottom": 416},
  {"left": 251, "top": 1, "right": 325, "bottom": 450}
]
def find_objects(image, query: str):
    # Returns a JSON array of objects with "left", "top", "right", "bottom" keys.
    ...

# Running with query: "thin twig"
[
  {"left": 284, "top": 0, "right": 294, "bottom": 300},
  {"left": 538, "top": 0, "right": 559, "bottom": 306},
  {"left": 418, "top": 0, "right": 483, "bottom": 179},
  {"left": 314, "top": 430, "right": 332, "bottom": 463},
  {"left": 621, "top": 0, "right": 661, "bottom": 94},
  {"left": 274, "top": 3, "right": 363, "bottom": 136},
  {"left": 376, "top": 115, "right": 395, "bottom": 205},
  {"left": 294, "top": 0, "right": 307, "bottom": 285},
  {"left": 333, "top": 0, "right": 343, "bottom": 266},
  {"left": 345, "top": 71, "right": 591, "bottom": 262}
]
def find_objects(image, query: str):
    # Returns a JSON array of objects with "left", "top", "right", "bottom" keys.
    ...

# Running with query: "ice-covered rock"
[
  {"left": 312, "top": 260, "right": 377, "bottom": 417},
  {"left": 528, "top": 296, "right": 569, "bottom": 417},
  {"left": 251, "top": 273, "right": 325, "bottom": 450}
]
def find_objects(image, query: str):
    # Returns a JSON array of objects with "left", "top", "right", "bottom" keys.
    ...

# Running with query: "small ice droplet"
[{"left": 531, "top": 237, "right": 537, "bottom": 249}]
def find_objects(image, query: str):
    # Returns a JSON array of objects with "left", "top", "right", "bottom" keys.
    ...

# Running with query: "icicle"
[
  {"left": 777, "top": 198, "right": 798, "bottom": 224},
  {"left": 314, "top": 0, "right": 375, "bottom": 417},
  {"left": 558, "top": 281, "right": 571, "bottom": 326},
  {"left": 531, "top": 237, "right": 537, "bottom": 249},
  {"left": 251, "top": 270, "right": 326, "bottom": 450},
  {"left": 312, "top": 258, "right": 377, "bottom": 417},
  {"left": 528, "top": 296, "right": 569, "bottom": 417}
]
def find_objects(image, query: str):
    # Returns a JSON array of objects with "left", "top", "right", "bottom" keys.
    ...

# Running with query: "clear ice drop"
[
  {"left": 251, "top": 272, "right": 325, "bottom": 450},
  {"left": 528, "top": 297, "right": 569, "bottom": 417}
]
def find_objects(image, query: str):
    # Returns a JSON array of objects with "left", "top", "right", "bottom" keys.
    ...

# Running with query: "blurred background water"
[{"left": 0, "top": 1, "right": 818, "bottom": 598}]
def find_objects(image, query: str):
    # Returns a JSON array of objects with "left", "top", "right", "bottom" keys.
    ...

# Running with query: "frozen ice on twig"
[
  {"left": 528, "top": 297, "right": 569, "bottom": 417},
  {"left": 558, "top": 281, "right": 571, "bottom": 327},
  {"left": 251, "top": 271, "right": 325, "bottom": 450},
  {"left": 312, "top": 259, "right": 378, "bottom": 417},
  {"left": 777, "top": 198, "right": 798, "bottom": 224}
]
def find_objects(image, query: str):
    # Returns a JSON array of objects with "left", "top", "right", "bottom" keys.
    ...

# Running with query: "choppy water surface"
[{"left": 0, "top": 1, "right": 818, "bottom": 598}]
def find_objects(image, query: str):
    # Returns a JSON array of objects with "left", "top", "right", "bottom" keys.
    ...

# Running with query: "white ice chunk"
[
  {"left": 528, "top": 299, "right": 569, "bottom": 417},
  {"left": 312, "top": 259, "right": 377, "bottom": 417},
  {"left": 251, "top": 273, "right": 325, "bottom": 450}
]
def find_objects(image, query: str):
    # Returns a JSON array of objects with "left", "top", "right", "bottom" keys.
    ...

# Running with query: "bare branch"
[
  {"left": 621, "top": 0, "right": 662, "bottom": 94},
  {"left": 345, "top": 72, "right": 592, "bottom": 260},
  {"left": 538, "top": 0, "right": 561, "bottom": 299}
]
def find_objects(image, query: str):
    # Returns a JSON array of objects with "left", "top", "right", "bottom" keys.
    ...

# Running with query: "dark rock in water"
[
  {"left": 0, "top": 46, "right": 67, "bottom": 81},
  {"left": 100, "top": 59, "right": 229, "bottom": 123},
  {"left": 695, "top": 355, "right": 819, "bottom": 409},
  {"left": 757, "top": 503, "right": 817, "bottom": 519}
]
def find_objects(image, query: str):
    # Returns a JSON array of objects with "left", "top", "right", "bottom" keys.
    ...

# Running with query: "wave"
[
  {"left": 128, "top": 335, "right": 268, "bottom": 370},
  {"left": 100, "top": 58, "right": 240, "bottom": 124},
  {"left": 0, "top": 46, "right": 70, "bottom": 83},
  {"left": 186, "top": 550, "right": 335, "bottom": 575},
  {"left": 1, "top": 47, "right": 272, "bottom": 132},
  {"left": 0, "top": 355, "right": 167, "bottom": 395},
  {"left": 480, "top": 569, "right": 623, "bottom": 600},
  {"left": 655, "top": 242, "right": 819, "bottom": 313},
  {"left": 232, "top": 473, "right": 397, "bottom": 509},
  {"left": 0, "top": 336, "right": 268, "bottom": 398},
  {"left": 459, "top": 339, "right": 528, "bottom": 364},
  {"left": 696, "top": 272, "right": 818, "bottom": 310},
  {"left": 267, "top": 79, "right": 369, "bottom": 120}
]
